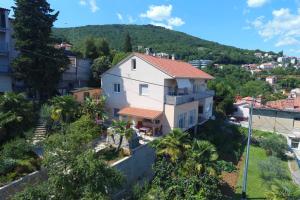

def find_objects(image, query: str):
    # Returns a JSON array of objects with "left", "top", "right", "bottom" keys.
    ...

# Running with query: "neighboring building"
[
  {"left": 252, "top": 97, "right": 300, "bottom": 156},
  {"left": 254, "top": 52, "right": 263, "bottom": 58},
  {"left": 265, "top": 76, "right": 277, "bottom": 86},
  {"left": 189, "top": 60, "right": 213, "bottom": 68},
  {"left": 290, "top": 88, "right": 300, "bottom": 98},
  {"left": 0, "top": 8, "right": 13, "bottom": 93},
  {"left": 71, "top": 87, "right": 101, "bottom": 103},
  {"left": 101, "top": 53, "right": 215, "bottom": 135},
  {"left": 259, "top": 62, "right": 275, "bottom": 70},
  {"left": 241, "top": 64, "right": 257, "bottom": 70},
  {"left": 55, "top": 43, "right": 91, "bottom": 95},
  {"left": 233, "top": 96, "right": 262, "bottom": 121}
]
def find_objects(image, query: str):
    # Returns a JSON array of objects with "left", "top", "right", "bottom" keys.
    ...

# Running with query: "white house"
[
  {"left": 265, "top": 76, "right": 277, "bottom": 86},
  {"left": 101, "top": 53, "right": 215, "bottom": 135}
]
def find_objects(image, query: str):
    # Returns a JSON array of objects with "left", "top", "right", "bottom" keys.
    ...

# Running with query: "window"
[
  {"left": 178, "top": 113, "right": 187, "bottom": 129},
  {"left": 189, "top": 110, "right": 196, "bottom": 126},
  {"left": 113, "top": 83, "right": 121, "bottom": 93},
  {"left": 198, "top": 105, "right": 203, "bottom": 114},
  {"left": 0, "top": 12, "right": 6, "bottom": 28},
  {"left": 139, "top": 84, "right": 149, "bottom": 96},
  {"left": 113, "top": 108, "right": 120, "bottom": 118},
  {"left": 291, "top": 138, "right": 300, "bottom": 149},
  {"left": 131, "top": 59, "right": 136, "bottom": 70}
]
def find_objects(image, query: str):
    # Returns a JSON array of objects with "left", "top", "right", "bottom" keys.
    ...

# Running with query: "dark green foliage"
[
  {"left": 1, "top": 138, "right": 33, "bottom": 160},
  {"left": 240, "top": 80, "right": 272, "bottom": 98},
  {"left": 84, "top": 37, "right": 99, "bottom": 59},
  {"left": 260, "top": 134, "right": 288, "bottom": 158},
  {"left": 12, "top": 0, "right": 69, "bottom": 99},
  {"left": 12, "top": 183, "right": 50, "bottom": 200},
  {"left": 53, "top": 25, "right": 261, "bottom": 64},
  {"left": 112, "top": 52, "right": 130, "bottom": 66},
  {"left": 123, "top": 33, "right": 132, "bottom": 53},
  {"left": 258, "top": 156, "right": 290, "bottom": 182},
  {"left": 0, "top": 92, "right": 35, "bottom": 143},
  {"left": 91, "top": 56, "right": 111, "bottom": 85}
]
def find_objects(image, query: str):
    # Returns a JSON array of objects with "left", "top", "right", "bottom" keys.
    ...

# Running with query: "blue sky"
[{"left": 2, "top": 0, "right": 300, "bottom": 56}]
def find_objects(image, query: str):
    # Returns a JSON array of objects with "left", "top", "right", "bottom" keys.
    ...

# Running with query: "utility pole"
[{"left": 242, "top": 97, "right": 254, "bottom": 199}]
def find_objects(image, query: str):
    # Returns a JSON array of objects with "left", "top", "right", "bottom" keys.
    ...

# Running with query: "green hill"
[{"left": 52, "top": 24, "right": 267, "bottom": 64}]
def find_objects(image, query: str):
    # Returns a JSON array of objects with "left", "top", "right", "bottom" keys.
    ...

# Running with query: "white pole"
[{"left": 242, "top": 97, "right": 254, "bottom": 199}]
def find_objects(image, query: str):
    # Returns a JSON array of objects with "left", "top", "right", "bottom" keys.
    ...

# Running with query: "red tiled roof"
[
  {"left": 265, "top": 97, "right": 300, "bottom": 111},
  {"left": 135, "top": 53, "right": 214, "bottom": 79},
  {"left": 118, "top": 107, "right": 163, "bottom": 120}
]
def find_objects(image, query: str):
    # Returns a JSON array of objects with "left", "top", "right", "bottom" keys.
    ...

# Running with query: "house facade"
[
  {"left": 101, "top": 53, "right": 214, "bottom": 135},
  {"left": 0, "top": 8, "right": 13, "bottom": 93}
]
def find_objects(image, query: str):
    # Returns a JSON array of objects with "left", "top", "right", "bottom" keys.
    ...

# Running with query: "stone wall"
[{"left": 0, "top": 170, "right": 48, "bottom": 200}]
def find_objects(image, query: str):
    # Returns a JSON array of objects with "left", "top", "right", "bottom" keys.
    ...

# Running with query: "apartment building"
[
  {"left": 101, "top": 53, "right": 215, "bottom": 135},
  {"left": 0, "top": 8, "right": 13, "bottom": 93}
]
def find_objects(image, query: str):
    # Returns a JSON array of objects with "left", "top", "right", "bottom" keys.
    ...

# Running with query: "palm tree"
[
  {"left": 154, "top": 129, "right": 191, "bottom": 162},
  {"left": 110, "top": 120, "right": 134, "bottom": 152},
  {"left": 81, "top": 96, "right": 107, "bottom": 122},
  {"left": 50, "top": 95, "right": 79, "bottom": 123},
  {"left": 265, "top": 180, "right": 300, "bottom": 200},
  {"left": 182, "top": 140, "right": 219, "bottom": 176}
]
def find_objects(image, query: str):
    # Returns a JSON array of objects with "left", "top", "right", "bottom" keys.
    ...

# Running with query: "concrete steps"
[{"left": 32, "top": 121, "right": 47, "bottom": 145}]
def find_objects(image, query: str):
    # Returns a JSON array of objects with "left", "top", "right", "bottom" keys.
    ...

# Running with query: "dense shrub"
[
  {"left": 260, "top": 134, "right": 288, "bottom": 158},
  {"left": 1, "top": 138, "right": 33, "bottom": 160},
  {"left": 258, "top": 156, "right": 290, "bottom": 182}
]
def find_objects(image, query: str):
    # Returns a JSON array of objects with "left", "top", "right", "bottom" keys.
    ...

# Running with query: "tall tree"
[
  {"left": 91, "top": 56, "right": 111, "bottom": 86},
  {"left": 12, "top": 0, "right": 69, "bottom": 100},
  {"left": 123, "top": 33, "right": 132, "bottom": 53},
  {"left": 97, "top": 38, "right": 110, "bottom": 57},
  {"left": 84, "top": 37, "right": 98, "bottom": 60}
]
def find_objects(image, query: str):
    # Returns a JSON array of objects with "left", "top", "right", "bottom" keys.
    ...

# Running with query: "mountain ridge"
[{"left": 52, "top": 24, "right": 270, "bottom": 64}]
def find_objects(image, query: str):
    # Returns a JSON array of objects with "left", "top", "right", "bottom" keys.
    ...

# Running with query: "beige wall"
[
  {"left": 163, "top": 101, "right": 199, "bottom": 134},
  {"left": 102, "top": 55, "right": 172, "bottom": 117}
]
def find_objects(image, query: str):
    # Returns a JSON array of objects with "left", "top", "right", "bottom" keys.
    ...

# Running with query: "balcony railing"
[
  {"left": 0, "top": 65, "right": 11, "bottom": 74},
  {"left": 165, "top": 90, "right": 215, "bottom": 105},
  {"left": 0, "top": 43, "right": 8, "bottom": 54}
]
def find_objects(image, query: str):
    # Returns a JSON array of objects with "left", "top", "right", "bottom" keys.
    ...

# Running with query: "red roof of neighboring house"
[
  {"left": 265, "top": 97, "right": 300, "bottom": 111},
  {"left": 118, "top": 107, "right": 163, "bottom": 120},
  {"left": 135, "top": 53, "right": 214, "bottom": 79}
]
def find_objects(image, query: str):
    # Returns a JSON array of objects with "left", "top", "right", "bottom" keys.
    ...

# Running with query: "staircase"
[{"left": 32, "top": 120, "right": 47, "bottom": 145}]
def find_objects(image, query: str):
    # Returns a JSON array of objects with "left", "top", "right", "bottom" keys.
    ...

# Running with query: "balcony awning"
[
  {"left": 118, "top": 107, "right": 163, "bottom": 120},
  {"left": 176, "top": 78, "right": 192, "bottom": 89}
]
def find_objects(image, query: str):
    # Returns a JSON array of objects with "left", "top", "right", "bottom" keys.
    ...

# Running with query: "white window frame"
[
  {"left": 113, "top": 83, "right": 121, "bottom": 93},
  {"left": 139, "top": 84, "right": 149, "bottom": 96}
]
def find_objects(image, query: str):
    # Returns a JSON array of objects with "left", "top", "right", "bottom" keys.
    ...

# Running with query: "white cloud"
[
  {"left": 275, "top": 37, "right": 300, "bottom": 47},
  {"left": 140, "top": 5, "right": 172, "bottom": 21},
  {"left": 140, "top": 4, "right": 184, "bottom": 29},
  {"left": 168, "top": 17, "right": 185, "bottom": 27},
  {"left": 79, "top": 0, "right": 99, "bottom": 13},
  {"left": 128, "top": 16, "right": 136, "bottom": 24},
  {"left": 79, "top": 0, "right": 87, "bottom": 6},
  {"left": 117, "top": 13, "right": 123, "bottom": 21},
  {"left": 247, "top": 0, "right": 269, "bottom": 8},
  {"left": 250, "top": 8, "right": 300, "bottom": 47},
  {"left": 89, "top": 0, "right": 99, "bottom": 13}
]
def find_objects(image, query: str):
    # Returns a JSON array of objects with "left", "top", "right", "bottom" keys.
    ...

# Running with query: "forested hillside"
[{"left": 53, "top": 24, "right": 267, "bottom": 64}]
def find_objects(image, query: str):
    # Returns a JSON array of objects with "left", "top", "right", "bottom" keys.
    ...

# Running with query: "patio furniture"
[{"left": 139, "top": 127, "right": 150, "bottom": 133}]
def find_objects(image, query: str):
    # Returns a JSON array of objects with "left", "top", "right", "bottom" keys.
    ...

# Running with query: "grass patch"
[{"left": 235, "top": 145, "right": 290, "bottom": 199}]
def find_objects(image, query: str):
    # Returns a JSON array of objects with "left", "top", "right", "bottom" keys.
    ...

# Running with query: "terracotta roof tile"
[
  {"left": 118, "top": 107, "right": 163, "bottom": 120},
  {"left": 135, "top": 53, "right": 214, "bottom": 79}
]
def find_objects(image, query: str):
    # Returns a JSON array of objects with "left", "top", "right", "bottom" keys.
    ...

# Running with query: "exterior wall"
[
  {"left": 201, "top": 96, "right": 213, "bottom": 119},
  {"left": 233, "top": 103, "right": 249, "bottom": 119},
  {"left": 252, "top": 109, "right": 300, "bottom": 134},
  {"left": 72, "top": 88, "right": 101, "bottom": 103},
  {"left": 111, "top": 144, "right": 155, "bottom": 199},
  {"left": 0, "top": 74, "right": 12, "bottom": 92},
  {"left": 102, "top": 55, "right": 172, "bottom": 117},
  {"left": 164, "top": 101, "right": 199, "bottom": 133},
  {"left": 0, "top": 9, "right": 12, "bottom": 92}
]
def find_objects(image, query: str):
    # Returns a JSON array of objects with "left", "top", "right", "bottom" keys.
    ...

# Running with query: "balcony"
[
  {"left": 0, "top": 65, "right": 11, "bottom": 74},
  {"left": 165, "top": 90, "right": 215, "bottom": 105},
  {"left": 0, "top": 42, "right": 8, "bottom": 55}
]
